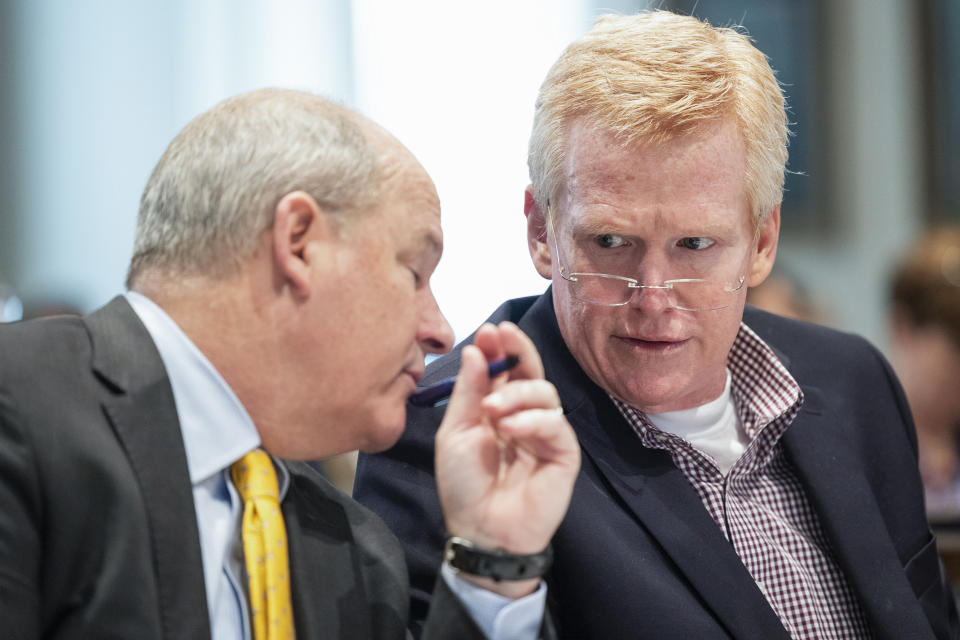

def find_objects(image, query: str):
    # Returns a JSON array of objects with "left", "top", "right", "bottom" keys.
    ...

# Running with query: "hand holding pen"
[{"left": 432, "top": 321, "right": 581, "bottom": 599}]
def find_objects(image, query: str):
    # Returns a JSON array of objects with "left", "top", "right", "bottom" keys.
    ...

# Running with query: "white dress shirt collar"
[{"left": 125, "top": 291, "right": 260, "bottom": 483}]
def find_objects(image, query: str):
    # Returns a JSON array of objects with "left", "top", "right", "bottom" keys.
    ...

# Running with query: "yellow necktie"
[{"left": 231, "top": 449, "right": 296, "bottom": 640}]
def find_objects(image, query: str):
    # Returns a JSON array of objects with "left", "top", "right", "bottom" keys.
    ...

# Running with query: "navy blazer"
[
  {"left": 355, "top": 290, "right": 960, "bottom": 639},
  {"left": 0, "top": 297, "right": 488, "bottom": 640}
]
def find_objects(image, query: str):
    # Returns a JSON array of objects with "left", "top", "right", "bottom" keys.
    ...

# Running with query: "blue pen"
[{"left": 408, "top": 356, "right": 520, "bottom": 408}]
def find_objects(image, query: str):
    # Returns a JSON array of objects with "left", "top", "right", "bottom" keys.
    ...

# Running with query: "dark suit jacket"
[
  {"left": 354, "top": 290, "right": 960, "bottom": 639},
  {"left": 0, "top": 296, "right": 486, "bottom": 640}
]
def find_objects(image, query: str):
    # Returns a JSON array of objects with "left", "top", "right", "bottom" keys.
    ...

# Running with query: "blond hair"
[
  {"left": 528, "top": 10, "right": 788, "bottom": 223},
  {"left": 127, "top": 89, "right": 380, "bottom": 287}
]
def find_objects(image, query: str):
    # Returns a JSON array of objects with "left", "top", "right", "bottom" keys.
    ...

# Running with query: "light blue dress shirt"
[{"left": 126, "top": 291, "right": 545, "bottom": 640}]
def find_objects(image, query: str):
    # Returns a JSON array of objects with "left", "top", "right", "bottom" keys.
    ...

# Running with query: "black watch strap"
[{"left": 444, "top": 536, "right": 553, "bottom": 582}]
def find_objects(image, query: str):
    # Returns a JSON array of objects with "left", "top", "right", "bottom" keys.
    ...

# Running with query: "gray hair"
[{"left": 127, "top": 89, "right": 380, "bottom": 286}]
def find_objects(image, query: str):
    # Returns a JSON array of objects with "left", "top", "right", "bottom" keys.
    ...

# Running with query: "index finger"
[
  {"left": 438, "top": 344, "right": 491, "bottom": 433},
  {"left": 496, "top": 322, "right": 545, "bottom": 380}
]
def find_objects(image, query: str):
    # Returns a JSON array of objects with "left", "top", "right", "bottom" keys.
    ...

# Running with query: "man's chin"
[
  {"left": 615, "top": 376, "right": 723, "bottom": 414},
  {"left": 358, "top": 434, "right": 402, "bottom": 454},
  {"left": 357, "top": 407, "right": 408, "bottom": 454}
]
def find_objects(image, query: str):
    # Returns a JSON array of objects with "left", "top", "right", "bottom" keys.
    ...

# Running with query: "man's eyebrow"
[
  {"left": 573, "top": 219, "right": 617, "bottom": 236},
  {"left": 573, "top": 218, "right": 739, "bottom": 238},
  {"left": 408, "top": 230, "right": 443, "bottom": 267},
  {"left": 569, "top": 218, "right": 636, "bottom": 238}
]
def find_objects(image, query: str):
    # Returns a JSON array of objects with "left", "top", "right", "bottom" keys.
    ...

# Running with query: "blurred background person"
[
  {"left": 889, "top": 227, "right": 960, "bottom": 522},
  {"left": 746, "top": 266, "right": 828, "bottom": 325}
]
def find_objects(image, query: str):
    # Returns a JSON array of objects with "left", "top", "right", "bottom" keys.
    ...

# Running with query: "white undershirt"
[{"left": 646, "top": 371, "right": 749, "bottom": 474}]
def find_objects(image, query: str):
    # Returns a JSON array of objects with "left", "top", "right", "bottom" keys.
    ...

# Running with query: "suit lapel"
[
  {"left": 572, "top": 390, "right": 791, "bottom": 638},
  {"left": 783, "top": 386, "right": 933, "bottom": 639},
  {"left": 521, "top": 292, "right": 790, "bottom": 638},
  {"left": 283, "top": 468, "right": 374, "bottom": 640},
  {"left": 85, "top": 297, "right": 211, "bottom": 640}
]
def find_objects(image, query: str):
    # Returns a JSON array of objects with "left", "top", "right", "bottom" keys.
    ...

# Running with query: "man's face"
[
  {"left": 529, "top": 118, "right": 778, "bottom": 413},
  {"left": 300, "top": 153, "right": 454, "bottom": 454}
]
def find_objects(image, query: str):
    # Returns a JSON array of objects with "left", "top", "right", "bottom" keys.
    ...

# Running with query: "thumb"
[{"left": 440, "top": 345, "right": 490, "bottom": 432}]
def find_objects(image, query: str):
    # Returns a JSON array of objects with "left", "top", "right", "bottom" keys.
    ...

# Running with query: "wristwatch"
[{"left": 443, "top": 536, "right": 553, "bottom": 582}]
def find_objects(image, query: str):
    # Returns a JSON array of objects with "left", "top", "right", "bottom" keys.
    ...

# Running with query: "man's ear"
[
  {"left": 747, "top": 204, "right": 781, "bottom": 287},
  {"left": 524, "top": 185, "right": 553, "bottom": 279},
  {"left": 273, "top": 191, "right": 329, "bottom": 297}
]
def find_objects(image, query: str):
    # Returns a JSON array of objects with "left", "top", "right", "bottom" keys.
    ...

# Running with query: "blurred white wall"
[
  {"left": 351, "top": 0, "right": 591, "bottom": 339},
  {"left": 3, "top": 0, "right": 355, "bottom": 312}
]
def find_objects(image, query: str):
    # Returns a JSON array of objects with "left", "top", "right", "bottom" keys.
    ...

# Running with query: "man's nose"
[
  {"left": 627, "top": 282, "right": 675, "bottom": 312},
  {"left": 626, "top": 262, "right": 674, "bottom": 312},
  {"left": 418, "top": 289, "right": 454, "bottom": 354}
]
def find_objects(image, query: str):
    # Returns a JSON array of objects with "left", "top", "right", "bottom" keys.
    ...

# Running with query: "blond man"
[{"left": 356, "top": 11, "right": 958, "bottom": 639}]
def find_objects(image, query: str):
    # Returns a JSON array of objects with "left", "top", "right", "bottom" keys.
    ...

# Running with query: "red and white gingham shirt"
[{"left": 612, "top": 323, "right": 873, "bottom": 639}]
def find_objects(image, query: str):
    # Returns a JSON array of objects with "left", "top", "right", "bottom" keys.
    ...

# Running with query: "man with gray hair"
[
  {"left": 0, "top": 89, "right": 580, "bottom": 639},
  {"left": 355, "top": 10, "right": 959, "bottom": 639}
]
